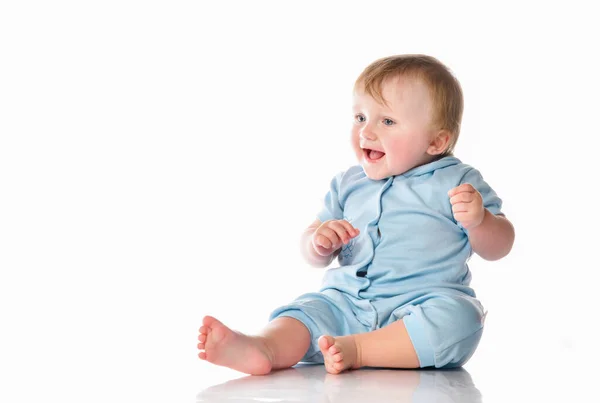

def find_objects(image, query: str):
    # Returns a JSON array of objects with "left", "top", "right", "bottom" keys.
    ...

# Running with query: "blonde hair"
[{"left": 355, "top": 54, "right": 464, "bottom": 157}]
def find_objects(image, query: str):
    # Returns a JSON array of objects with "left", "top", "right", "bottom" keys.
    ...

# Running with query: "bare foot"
[
  {"left": 318, "top": 335, "right": 360, "bottom": 374},
  {"left": 198, "top": 315, "right": 273, "bottom": 375}
]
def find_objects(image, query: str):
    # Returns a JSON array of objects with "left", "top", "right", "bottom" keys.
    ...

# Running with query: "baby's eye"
[
  {"left": 354, "top": 114, "right": 366, "bottom": 123},
  {"left": 383, "top": 118, "right": 395, "bottom": 126}
]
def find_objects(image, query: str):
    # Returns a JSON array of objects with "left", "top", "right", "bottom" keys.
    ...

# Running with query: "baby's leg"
[
  {"left": 318, "top": 320, "right": 419, "bottom": 374},
  {"left": 198, "top": 315, "right": 310, "bottom": 375}
]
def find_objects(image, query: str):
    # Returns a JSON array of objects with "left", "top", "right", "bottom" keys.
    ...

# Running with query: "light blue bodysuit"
[{"left": 269, "top": 156, "right": 503, "bottom": 368}]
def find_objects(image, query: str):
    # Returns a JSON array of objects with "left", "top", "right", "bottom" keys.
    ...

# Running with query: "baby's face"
[{"left": 351, "top": 76, "right": 438, "bottom": 180}]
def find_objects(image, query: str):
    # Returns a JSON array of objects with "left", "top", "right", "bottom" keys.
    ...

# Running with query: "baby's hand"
[
  {"left": 448, "top": 183, "right": 485, "bottom": 230},
  {"left": 312, "top": 220, "right": 360, "bottom": 256}
]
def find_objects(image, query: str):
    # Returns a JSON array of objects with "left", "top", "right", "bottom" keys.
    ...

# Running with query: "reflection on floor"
[{"left": 197, "top": 363, "right": 482, "bottom": 402}]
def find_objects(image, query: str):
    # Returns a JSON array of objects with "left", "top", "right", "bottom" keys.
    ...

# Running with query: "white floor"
[
  {"left": 195, "top": 350, "right": 594, "bottom": 403},
  {"left": 197, "top": 364, "right": 482, "bottom": 402}
]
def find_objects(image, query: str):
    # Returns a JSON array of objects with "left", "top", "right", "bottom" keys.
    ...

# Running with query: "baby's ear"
[{"left": 427, "top": 130, "right": 451, "bottom": 155}]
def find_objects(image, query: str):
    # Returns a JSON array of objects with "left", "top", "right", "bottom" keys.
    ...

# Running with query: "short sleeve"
[
  {"left": 460, "top": 168, "right": 503, "bottom": 216},
  {"left": 316, "top": 171, "right": 344, "bottom": 223}
]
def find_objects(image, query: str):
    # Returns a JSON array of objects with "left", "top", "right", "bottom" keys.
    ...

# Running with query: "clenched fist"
[
  {"left": 448, "top": 183, "right": 485, "bottom": 230},
  {"left": 312, "top": 220, "right": 360, "bottom": 257}
]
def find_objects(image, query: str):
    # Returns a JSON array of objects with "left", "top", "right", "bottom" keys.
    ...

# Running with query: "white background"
[{"left": 1, "top": 1, "right": 598, "bottom": 402}]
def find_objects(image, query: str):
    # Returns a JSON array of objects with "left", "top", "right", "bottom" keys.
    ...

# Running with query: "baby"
[{"left": 197, "top": 54, "right": 515, "bottom": 375}]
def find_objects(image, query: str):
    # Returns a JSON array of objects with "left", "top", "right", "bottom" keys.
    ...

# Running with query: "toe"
[
  {"left": 327, "top": 364, "right": 341, "bottom": 375},
  {"left": 198, "top": 351, "right": 207, "bottom": 360},
  {"left": 328, "top": 345, "right": 340, "bottom": 355},
  {"left": 198, "top": 342, "right": 205, "bottom": 350},
  {"left": 333, "top": 352, "right": 344, "bottom": 363},
  {"left": 202, "top": 315, "right": 221, "bottom": 327},
  {"left": 318, "top": 335, "right": 335, "bottom": 352},
  {"left": 198, "top": 333, "right": 207, "bottom": 343},
  {"left": 199, "top": 325, "right": 210, "bottom": 335}
]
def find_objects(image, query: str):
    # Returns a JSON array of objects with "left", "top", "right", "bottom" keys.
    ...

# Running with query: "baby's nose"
[{"left": 360, "top": 129, "right": 377, "bottom": 141}]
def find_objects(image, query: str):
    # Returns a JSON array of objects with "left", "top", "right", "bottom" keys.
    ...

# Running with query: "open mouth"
[{"left": 363, "top": 148, "right": 386, "bottom": 162}]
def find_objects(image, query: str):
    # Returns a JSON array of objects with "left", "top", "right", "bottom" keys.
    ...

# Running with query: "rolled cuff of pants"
[{"left": 403, "top": 310, "right": 435, "bottom": 368}]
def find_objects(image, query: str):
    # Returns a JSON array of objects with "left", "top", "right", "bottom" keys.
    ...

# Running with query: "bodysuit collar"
[{"left": 400, "top": 156, "right": 461, "bottom": 178}]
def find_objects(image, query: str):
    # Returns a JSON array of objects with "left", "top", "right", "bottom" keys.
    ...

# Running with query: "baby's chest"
[
  {"left": 341, "top": 192, "right": 383, "bottom": 230},
  {"left": 342, "top": 185, "right": 454, "bottom": 234}
]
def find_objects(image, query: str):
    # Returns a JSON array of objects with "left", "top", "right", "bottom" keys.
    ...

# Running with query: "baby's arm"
[
  {"left": 448, "top": 183, "right": 515, "bottom": 261},
  {"left": 300, "top": 219, "right": 359, "bottom": 268},
  {"left": 467, "top": 211, "right": 515, "bottom": 260}
]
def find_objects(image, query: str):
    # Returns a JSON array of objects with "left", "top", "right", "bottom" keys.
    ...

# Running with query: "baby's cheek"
[{"left": 350, "top": 130, "right": 362, "bottom": 154}]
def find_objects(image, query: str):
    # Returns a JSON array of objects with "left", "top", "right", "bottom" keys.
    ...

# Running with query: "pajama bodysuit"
[{"left": 270, "top": 156, "right": 503, "bottom": 368}]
